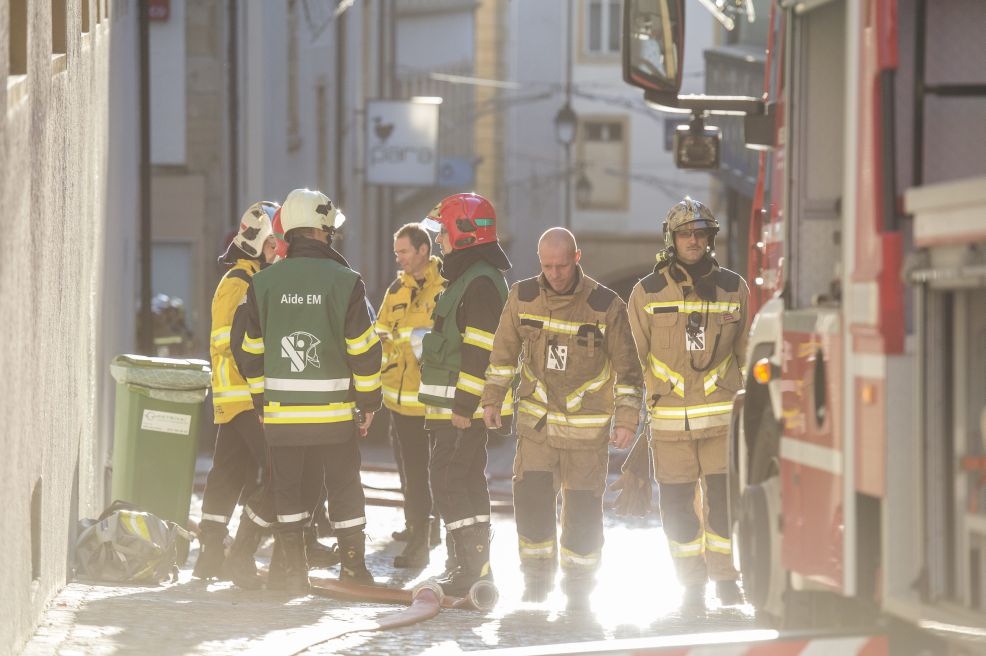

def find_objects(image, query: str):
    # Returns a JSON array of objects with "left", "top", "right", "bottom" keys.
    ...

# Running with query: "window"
[
  {"left": 576, "top": 116, "right": 629, "bottom": 210},
  {"left": 52, "top": 0, "right": 67, "bottom": 55},
  {"left": 584, "top": 0, "right": 621, "bottom": 56},
  {"left": 10, "top": 0, "right": 28, "bottom": 74}
]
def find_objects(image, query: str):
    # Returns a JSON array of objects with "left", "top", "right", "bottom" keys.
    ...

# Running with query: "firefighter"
[
  {"left": 193, "top": 201, "right": 280, "bottom": 583},
  {"left": 418, "top": 192, "right": 512, "bottom": 597},
  {"left": 481, "top": 228, "right": 644, "bottom": 609},
  {"left": 375, "top": 223, "right": 445, "bottom": 568},
  {"left": 235, "top": 188, "right": 382, "bottom": 594},
  {"left": 224, "top": 208, "right": 340, "bottom": 590},
  {"left": 628, "top": 197, "right": 749, "bottom": 610}
]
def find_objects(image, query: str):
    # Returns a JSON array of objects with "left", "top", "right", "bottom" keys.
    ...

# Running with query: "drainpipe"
[
  {"left": 138, "top": 0, "right": 153, "bottom": 355},
  {"left": 228, "top": 0, "right": 239, "bottom": 225}
]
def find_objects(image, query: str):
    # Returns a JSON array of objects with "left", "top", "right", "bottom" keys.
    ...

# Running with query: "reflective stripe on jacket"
[
  {"left": 210, "top": 259, "right": 260, "bottom": 423},
  {"left": 375, "top": 256, "right": 445, "bottom": 416},
  {"left": 481, "top": 268, "right": 644, "bottom": 448},
  {"left": 628, "top": 258, "right": 749, "bottom": 441}
]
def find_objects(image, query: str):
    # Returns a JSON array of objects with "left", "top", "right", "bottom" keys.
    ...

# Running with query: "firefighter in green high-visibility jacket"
[
  {"left": 235, "top": 188, "right": 382, "bottom": 595},
  {"left": 418, "top": 192, "right": 513, "bottom": 598}
]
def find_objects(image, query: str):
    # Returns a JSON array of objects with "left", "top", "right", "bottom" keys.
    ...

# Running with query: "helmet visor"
[
  {"left": 674, "top": 218, "right": 717, "bottom": 232},
  {"left": 420, "top": 217, "right": 444, "bottom": 234}
]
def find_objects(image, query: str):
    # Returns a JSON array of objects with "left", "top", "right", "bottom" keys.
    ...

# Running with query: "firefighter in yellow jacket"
[
  {"left": 482, "top": 228, "right": 644, "bottom": 609},
  {"left": 375, "top": 223, "right": 445, "bottom": 567},
  {"left": 194, "top": 201, "right": 280, "bottom": 581},
  {"left": 628, "top": 198, "right": 749, "bottom": 610}
]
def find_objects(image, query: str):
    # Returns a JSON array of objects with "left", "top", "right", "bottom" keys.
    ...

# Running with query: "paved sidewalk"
[{"left": 23, "top": 438, "right": 756, "bottom": 655}]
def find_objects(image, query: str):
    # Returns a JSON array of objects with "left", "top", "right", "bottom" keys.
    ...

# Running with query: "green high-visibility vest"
[
  {"left": 418, "top": 258, "right": 507, "bottom": 408},
  {"left": 253, "top": 258, "right": 357, "bottom": 418}
]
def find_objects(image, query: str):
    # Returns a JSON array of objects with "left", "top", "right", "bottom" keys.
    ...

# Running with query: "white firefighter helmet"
[
  {"left": 662, "top": 197, "right": 720, "bottom": 251},
  {"left": 232, "top": 201, "right": 277, "bottom": 258},
  {"left": 280, "top": 188, "right": 346, "bottom": 237}
]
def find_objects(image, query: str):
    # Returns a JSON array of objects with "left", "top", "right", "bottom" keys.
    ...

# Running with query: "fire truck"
[{"left": 623, "top": 0, "right": 986, "bottom": 642}]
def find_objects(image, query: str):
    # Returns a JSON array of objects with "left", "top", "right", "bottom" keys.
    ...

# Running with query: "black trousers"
[
  {"left": 430, "top": 422, "right": 490, "bottom": 531},
  {"left": 271, "top": 435, "right": 366, "bottom": 537},
  {"left": 200, "top": 411, "right": 274, "bottom": 537},
  {"left": 392, "top": 413, "right": 435, "bottom": 526}
]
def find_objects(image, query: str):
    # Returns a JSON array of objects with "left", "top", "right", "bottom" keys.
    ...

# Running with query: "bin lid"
[{"left": 110, "top": 354, "right": 211, "bottom": 390}]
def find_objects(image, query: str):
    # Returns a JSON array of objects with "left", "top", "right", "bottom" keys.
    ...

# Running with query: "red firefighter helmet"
[
  {"left": 421, "top": 192, "right": 498, "bottom": 250},
  {"left": 270, "top": 207, "right": 288, "bottom": 262}
]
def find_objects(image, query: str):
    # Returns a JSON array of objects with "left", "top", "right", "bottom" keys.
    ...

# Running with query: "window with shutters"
[{"left": 582, "top": 0, "right": 621, "bottom": 58}]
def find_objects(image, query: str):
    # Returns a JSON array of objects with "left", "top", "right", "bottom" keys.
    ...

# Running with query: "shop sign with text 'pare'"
[{"left": 366, "top": 100, "right": 439, "bottom": 186}]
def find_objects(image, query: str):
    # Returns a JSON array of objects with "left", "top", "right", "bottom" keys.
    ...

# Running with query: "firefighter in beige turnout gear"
[
  {"left": 483, "top": 228, "right": 643, "bottom": 609},
  {"left": 628, "top": 198, "right": 748, "bottom": 610}
]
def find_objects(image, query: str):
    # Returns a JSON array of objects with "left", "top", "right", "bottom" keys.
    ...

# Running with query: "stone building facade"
[{"left": 0, "top": 0, "right": 138, "bottom": 651}]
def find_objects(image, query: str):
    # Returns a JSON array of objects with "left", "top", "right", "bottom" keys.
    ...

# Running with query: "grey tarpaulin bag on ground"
[{"left": 75, "top": 501, "right": 195, "bottom": 583}]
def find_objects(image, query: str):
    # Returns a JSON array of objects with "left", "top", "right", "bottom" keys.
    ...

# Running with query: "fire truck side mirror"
[{"left": 622, "top": 0, "right": 685, "bottom": 99}]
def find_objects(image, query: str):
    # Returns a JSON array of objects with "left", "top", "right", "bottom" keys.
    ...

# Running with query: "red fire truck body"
[{"left": 729, "top": 0, "right": 986, "bottom": 638}]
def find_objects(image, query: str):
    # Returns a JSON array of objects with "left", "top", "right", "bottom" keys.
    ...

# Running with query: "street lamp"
[
  {"left": 555, "top": 0, "right": 576, "bottom": 230},
  {"left": 554, "top": 102, "right": 577, "bottom": 146},
  {"left": 554, "top": 102, "right": 577, "bottom": 230}
]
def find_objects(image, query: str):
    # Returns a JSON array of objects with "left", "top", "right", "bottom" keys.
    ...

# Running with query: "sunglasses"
[{"left": 676, "top": 228, "right": 712, "bottom": 239}]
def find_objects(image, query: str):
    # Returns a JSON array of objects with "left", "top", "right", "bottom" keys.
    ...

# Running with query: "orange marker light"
[{"left": 753, "top": 358, "right": 774, "bottom": 384}]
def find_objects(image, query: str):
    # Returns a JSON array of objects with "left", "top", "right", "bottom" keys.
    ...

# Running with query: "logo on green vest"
[{"left": 281, "top": 331, "right": 321, "bottom": 372}]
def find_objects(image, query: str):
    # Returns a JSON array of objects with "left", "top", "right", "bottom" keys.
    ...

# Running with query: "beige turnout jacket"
[
  {"left": 482, "top": 268, "right": 643, "bottom": 449},
  {"left": 628, "top": 258, "right": 749, "bottom": 441}
]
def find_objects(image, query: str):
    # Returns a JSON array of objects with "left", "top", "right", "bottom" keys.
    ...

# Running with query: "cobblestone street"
[{"left": 23, "top": 441, "right": 757, "bottom": 655}]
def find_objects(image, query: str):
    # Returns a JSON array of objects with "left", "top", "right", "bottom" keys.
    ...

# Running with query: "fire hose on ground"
[{"left": 242, "top": 578, "right": 498, "bottom": 655}]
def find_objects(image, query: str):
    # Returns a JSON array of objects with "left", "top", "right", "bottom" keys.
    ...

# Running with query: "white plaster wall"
[
  {"left": 149, "top": 0, "right": 185, "bottom": 164},
  {"left": 238, "top": 2, "right": 335, "bottom": 221},
  {"left": 505, "top": 1, "right": 715, "bottom": 286},
  {"left": 397, "top": 12, "right": 473, "bottom": 73},
  {"left": 0, "top": 0, "right": 138, "bottom": 652}
]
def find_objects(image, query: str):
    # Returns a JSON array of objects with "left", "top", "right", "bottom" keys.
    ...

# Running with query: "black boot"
[
  {"left": 521, "top": 570, "right": 554, "bottom": 603},
  {"left": 266, "top": 539, "right": 286, "bottom": 590},
  {"left": 429, "top": 517, "right": 441, "bottom": 548},
  {"left": 223, "top": 517, "right": 265, "bottom": 590},
  {"left": 440, "top": 529, "right": 458, "bottom": 578},
  {"left": 275, "top": 529, "right": 310, "bottom": 595},
  {"left": 305, "top": 525, "right": 340, "bottom": 569},
  {"left": 192, "top": 531, "right": 227, "bottom": 580},
  {"left": 394, "top": 520, "right": 430, "bottom": 568},
  {"left": 438, "top": 524, "right": 493, "bottom": 598},
  {"left": 716, "top": 580, "right": 745, "bottom": 606},
  {"left": 561, "top": 574, "right": 594, "bottom": 612},
  {"left": 681, "top": 582, "right": 707, "bottom": 612},
  {"left": 339, "top": 531, "right": 374, "bottom": 585}
]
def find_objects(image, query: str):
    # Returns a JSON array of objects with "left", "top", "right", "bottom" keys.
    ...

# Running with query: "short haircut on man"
[{"left": 394, "top": 222, "right": 432, "bottom": 255}]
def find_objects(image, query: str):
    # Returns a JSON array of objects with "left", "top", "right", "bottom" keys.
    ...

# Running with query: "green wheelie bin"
[{"left": 109, "top": 354, "right": 211, "bottom": 529}]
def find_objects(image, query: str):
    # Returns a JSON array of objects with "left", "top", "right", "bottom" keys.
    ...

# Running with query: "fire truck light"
[
  {"left": 754, "top": 276, "right": 765, "bottom": 286},
  {"left": 753, "top": 358, "right": 773, "bottom": 384}
]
